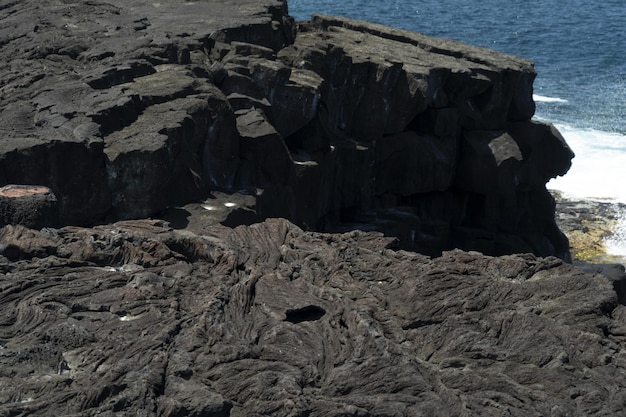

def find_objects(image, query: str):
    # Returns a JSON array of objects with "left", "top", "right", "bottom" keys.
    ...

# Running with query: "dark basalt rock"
[
  {"left": 274, "top": 16, "right": 572, "bottom": 258},
  {"left": 1, "top": 218, "right": 625, "bottom": 416},
  {"left": 0, "top": 0, "right": 573, "bottom": 259},
  {"left": 0, "top": 0, "right": 294, "bottom": 224}
]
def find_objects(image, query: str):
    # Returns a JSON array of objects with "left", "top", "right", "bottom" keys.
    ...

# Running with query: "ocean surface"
[{"left": 289, "top": 0, "right": 626, "bottom": 256}]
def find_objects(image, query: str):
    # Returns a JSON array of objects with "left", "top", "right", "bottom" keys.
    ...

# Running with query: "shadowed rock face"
[
  {"left": 0, "top": 0, "right": 573, "bottom": 258},
  {"left": 273, "top": 17, "right": 572, "bottom": 259},
  {"left": 1, "top": 218, "right": 626, "bottom": 416}
]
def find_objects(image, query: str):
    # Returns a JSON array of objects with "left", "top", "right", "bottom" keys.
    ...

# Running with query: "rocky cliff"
[{"left": 0, "top": 0, "right": 573, "bottom": 259}]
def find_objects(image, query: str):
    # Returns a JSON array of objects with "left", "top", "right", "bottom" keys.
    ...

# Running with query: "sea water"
[{"left": 289, "top": 0, "right": 626, "bottom": 256}]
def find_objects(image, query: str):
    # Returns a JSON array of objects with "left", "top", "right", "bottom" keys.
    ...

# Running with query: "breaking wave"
[{"left": 533, "top": 94, "right": 568, "bottom": 104}]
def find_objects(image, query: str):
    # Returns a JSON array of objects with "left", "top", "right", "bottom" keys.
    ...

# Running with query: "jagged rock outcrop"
[
  {"left": 0, "top": 0, "right": 573, "bottom": 258},
  {"left": 268, "top": 16, "right": 572, "bottom": 258},
  {"left": 1, "top": 218, "right": 625, "bottom": 416}
]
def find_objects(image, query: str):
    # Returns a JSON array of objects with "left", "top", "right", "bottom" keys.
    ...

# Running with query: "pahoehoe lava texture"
[{"left": 1, "top": 218, "right": 626, "bottom": 416}]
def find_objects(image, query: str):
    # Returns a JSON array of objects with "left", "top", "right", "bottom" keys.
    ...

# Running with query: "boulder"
[{"left": 0, "top": 135, "right": 110, "bottom": 225}]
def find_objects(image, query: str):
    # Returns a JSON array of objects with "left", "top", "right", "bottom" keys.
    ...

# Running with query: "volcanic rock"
[
  {"left": 553, "top": 191, "right": 626, "bottom": 264},
  {"left": 1, "top": 218, "right": 625, "bottom": 416},
  {"left": 1, "top": 3, "right": 623, "bottom": 415}
]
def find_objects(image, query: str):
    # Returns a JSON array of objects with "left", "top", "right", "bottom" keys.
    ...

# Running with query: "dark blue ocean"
[{"left": 289, "top": 0, "right": 626, "bottom": 254}]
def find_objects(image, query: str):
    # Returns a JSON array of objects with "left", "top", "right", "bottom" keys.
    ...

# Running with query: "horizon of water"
[{"left": 288, "top": 0, "right": 626, "bottom": 258}]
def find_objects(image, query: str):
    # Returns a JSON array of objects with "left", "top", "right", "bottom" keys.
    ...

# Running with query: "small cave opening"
[
  {"left": 282, "top": 116, "right": 331, "bottom": 163},
  {"left": 284, "top": 305, "right": 326, "bottom": 324}
]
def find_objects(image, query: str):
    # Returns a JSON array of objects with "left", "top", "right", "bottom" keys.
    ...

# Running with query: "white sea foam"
[
  {"left": 548, "top": 124, "right": 626, "bottom": 202},
  {"left": 605, "top": 211, "right": 626, "bottom": 258},
  {"left": 547, "top": 123, "right": 626, "bottom": 259},
  {"left": 533, "top": 94, "right": 569, "bottom": 104}
]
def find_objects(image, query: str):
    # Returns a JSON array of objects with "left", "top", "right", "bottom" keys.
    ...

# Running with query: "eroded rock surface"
[
  {"left": 0, "top": 0, "right": 573, "bottom": 258},
  {"left": 1, "top": 218, "right": 625, "bottom": 416},
  {"left": 1, "top": 2, "right": 617, "bottom": 415}
]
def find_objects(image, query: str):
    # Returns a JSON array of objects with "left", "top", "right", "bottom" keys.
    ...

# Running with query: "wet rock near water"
[
  {"left": 551, "top": 192, "right": 626, "bottom": 304},
  {"left": 553, "top": 191, "right": 626, "bottom": 264},
  {"left": 1, "top": 218, "right": 626, "bottom": 416}
]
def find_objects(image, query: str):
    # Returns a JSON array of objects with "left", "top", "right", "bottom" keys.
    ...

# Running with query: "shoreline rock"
[
  {"left": 553, "top": 190, "right": 626, "bottom": 264},
  {"left": 551, "top": 190, "right": 626, "bottom": 304}
]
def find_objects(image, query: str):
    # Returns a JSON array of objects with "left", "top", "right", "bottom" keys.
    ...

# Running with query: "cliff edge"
[{"left": 0, "top": 0, "right": 573, "bottom": 259}]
